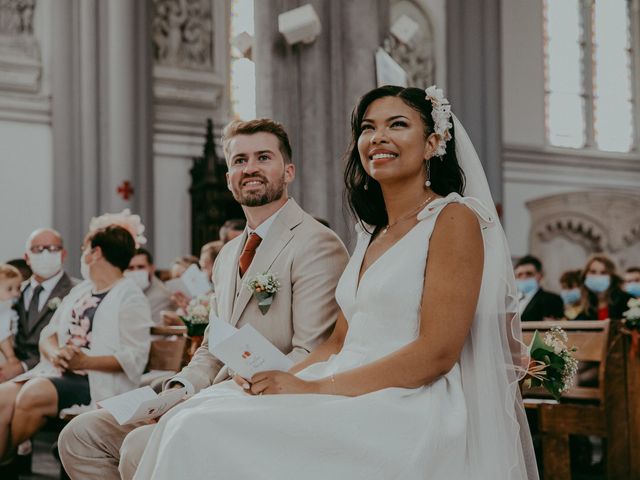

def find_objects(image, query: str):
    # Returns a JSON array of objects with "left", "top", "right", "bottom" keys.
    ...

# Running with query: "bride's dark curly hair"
[{"left": 344, "top": 85, "right": 465, "bottom": 229}]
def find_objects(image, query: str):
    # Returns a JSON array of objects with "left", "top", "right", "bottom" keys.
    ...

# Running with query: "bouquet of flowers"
[
  {"left": 244, "top": 272, "right": 280, "bottom": 315},
  {"left": 179, "top": 294, "right": 211, "bottom": 336},
  {"left": 622, "top": 298, "right": 640, "bottom": 356},
  {"left": 523, "top": 326, "right": 578, "bottom": 400}
]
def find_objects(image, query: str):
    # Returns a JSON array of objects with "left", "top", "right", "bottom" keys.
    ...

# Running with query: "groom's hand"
[{"left": 249, "top": 371, "right": 316, "bottom": 395}]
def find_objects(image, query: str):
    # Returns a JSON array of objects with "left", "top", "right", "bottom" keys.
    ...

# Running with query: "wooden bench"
[
  {"left": 521, "top": 319, "right": 635, "bottom": 479},
  {"left": 140, "top": 325, "right": 188, "bottom": 386}
]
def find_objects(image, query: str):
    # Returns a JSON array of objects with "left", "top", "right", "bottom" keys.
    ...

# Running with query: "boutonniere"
[
  {"left": 47, "top": 297, "right": 62, "bottom": 311},
  {"left": 244, "top": 272, "right": 280, "bottom": 315}
]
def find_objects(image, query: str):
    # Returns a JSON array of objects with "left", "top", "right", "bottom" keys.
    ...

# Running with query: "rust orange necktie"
[{"left": 238, "top": 233, "right": 262, "bottom": 277}]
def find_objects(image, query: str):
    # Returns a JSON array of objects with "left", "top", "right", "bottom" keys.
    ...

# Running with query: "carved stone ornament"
[
  {"left": 152, "top": 0, "right": 213, "bottom": 71},
  {"left": 0, "top": 0, "right": 41, "bottom": 94},
  {"left": 384, "top": 1, "right": 436, "bottom": 90},
  {"left": 527, "top": 191, "right": 640, "bottom": 282},
  {"left": 383, "top": 34, "right": 434, "bottom": 89}
]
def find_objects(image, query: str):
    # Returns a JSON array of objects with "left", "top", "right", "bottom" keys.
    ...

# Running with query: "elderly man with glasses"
[{"left": 0, "top": 228, "right": 76, "bottom": 382}]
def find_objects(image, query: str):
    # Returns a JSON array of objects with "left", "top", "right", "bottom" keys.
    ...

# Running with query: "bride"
[{"left": 133, "top": 86, "right": 538, "bottom": 479}]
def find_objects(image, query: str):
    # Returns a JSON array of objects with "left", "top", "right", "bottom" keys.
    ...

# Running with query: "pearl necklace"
[{"left": 381, "top": 195, "right": 434, "bottom": 235}]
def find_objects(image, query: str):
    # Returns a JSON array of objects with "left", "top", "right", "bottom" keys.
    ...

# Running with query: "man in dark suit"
[
  {"left": 0, "top": 228, "right": 75, "bottom": 382},
  {"left": 514, "top": 254, "right": 564, "bottom": 322}
]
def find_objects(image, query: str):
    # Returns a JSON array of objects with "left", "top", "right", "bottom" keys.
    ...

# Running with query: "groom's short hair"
[{"left": 222, "top": 118, "right": 293, "bottom": 164}]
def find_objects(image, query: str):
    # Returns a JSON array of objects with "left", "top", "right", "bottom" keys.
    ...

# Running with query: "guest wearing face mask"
[
  {"left": 576, "top": 254, "right": 632, "bottom": 320},
  {"left": 125, "top": 248, "right": 174, "bottom": 326},
  {"left": 623, "top": 266, "right": 640, "bottom": 298},
  {"left": 514, "top": 254, "right": 564, "bottom": 321},
  {"left": 0, "top": 225, "right": 152, "bottom": 475},
  {"left": 0, "top": 229, "right": 76, "bottom": 383},
  {"left": 559, "top": 269, "right": 583, "bottom": 320}
]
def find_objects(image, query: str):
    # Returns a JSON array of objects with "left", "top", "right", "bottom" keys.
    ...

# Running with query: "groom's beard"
[{"left": 233, "top": 172, "right": 286, "bottom": 207}]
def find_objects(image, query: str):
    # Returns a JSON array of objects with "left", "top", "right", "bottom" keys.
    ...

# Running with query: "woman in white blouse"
[{"left": 0, "top": 225, "right": 152, "bottom": 464}]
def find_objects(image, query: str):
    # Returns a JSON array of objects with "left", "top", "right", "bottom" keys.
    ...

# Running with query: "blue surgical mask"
[
  {"left": 516, "top": 278, "right": 539, "bottom": 295},
  {"left": 624, "top": 282, "right": 640, "bottom": 298},
  {"left": 561, "top": 288, "right": 581, "bottom": 305},
  {"left": 584, "top": 275, "right": 610, "bottom": 293}
]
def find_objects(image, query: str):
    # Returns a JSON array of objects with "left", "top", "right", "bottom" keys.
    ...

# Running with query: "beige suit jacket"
[{"left": 171, "top": 199, "right": 349, "bottom": 393}]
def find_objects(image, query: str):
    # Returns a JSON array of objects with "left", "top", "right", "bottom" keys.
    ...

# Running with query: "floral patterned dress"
[{"left": 50, "top": 290, "right": 109, "bottom": 409}]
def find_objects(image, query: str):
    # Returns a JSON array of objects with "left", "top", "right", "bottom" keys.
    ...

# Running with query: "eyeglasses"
[{"left": 29, "top": 245, "right": 63, "bottom": 254}]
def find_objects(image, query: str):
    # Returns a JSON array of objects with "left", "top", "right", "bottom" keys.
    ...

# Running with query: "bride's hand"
[{"left": 249, "top": 371, "right": 316, "bottom": 395}]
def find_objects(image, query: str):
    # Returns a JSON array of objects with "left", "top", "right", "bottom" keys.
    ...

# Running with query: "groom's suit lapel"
[{"left": 229, "top": 200, "right": 303, "bottom": 327}]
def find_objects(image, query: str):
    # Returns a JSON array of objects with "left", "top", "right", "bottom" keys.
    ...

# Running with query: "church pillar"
[
  {"left": 254, "top": 0, "right": 389, "bottom": 243},
  {"left": 52, "top": 0, "right": 153, "bottom": 271},
  {"left": 100, "top": 0, "right": 153, "bottom": 223},
  {"left": 446, "top": 0, "right": 503, "bottom": 207}
]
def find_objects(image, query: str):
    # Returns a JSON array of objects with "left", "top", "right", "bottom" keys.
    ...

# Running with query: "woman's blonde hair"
[{"left": 0, "top": 264, "right": 21, "bottom": 281}]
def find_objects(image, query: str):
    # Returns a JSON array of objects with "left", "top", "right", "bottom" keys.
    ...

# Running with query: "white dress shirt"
[
  {"left": 517, "top": 287, "right": 539, "bottom": 316},
  {"left": 23, "top": 269, "right": 64, "bottom": 311}
]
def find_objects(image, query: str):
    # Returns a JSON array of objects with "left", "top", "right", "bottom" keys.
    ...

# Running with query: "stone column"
[
  {"left": 51, "top": 0, "right": 153, "bottom": 273},
  {"left": 446, "top": 0, "right": 503, "bottom": 207},
  {"left": 254, "top": 0, "right": 389, "bottom": 243}
]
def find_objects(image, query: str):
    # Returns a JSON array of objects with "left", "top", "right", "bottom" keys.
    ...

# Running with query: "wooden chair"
[
  {"left": 521, "top": 320, "right": 632, "bottom": 479},
  {"left": 141, "top": 325, "right": 188, "bottom": 386}
]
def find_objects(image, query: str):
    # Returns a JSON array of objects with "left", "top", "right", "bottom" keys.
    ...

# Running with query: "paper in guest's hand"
[
  {"left": 209, "top": 316, "right": 293, "bottom": 379},
  {"left": 165, "top": 264, "right": 211, "bottom": 298},
  {"left": 97, "top": 386, "right": 186, "bottom": 425}
]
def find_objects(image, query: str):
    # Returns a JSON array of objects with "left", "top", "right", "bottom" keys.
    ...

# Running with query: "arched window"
[{"left": 544, "top": 0, "right": 636, "bottom": 152}]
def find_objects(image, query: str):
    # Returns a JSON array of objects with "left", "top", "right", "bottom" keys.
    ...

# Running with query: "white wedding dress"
[{"left": 134, "top": 194, "right": 508, "bottom": 480}]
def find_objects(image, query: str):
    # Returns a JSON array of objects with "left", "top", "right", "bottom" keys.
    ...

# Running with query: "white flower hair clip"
[
  {"left": 88, "top": 208, "right": 147, "bottom": 247},
  {"left": 425, "top": 85, "right": 453, "bottom": 157}
]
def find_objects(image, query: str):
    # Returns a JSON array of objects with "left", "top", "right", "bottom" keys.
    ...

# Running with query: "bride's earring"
[
  {"left": 364, "top": 177, "right": 369, "bottom": 191},
  {"left": 424, "top": 159, "right": 431, "bottom": 188}
]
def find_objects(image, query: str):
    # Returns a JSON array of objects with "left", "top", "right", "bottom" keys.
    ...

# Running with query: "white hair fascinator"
[
  {"left": 425, "top": 85, "right": 453, "bottom": 157},
  {"left": 88, "top": 209, "right": 147, "bottom": 247}
]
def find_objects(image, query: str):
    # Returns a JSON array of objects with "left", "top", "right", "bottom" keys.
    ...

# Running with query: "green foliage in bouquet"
[{"left": 524, "top": 327, "right": 578, "bottom": 401}]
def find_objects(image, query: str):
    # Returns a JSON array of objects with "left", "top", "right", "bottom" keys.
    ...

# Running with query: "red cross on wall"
[{"left": 117, "top": 181, "right": 134, "bottom": 200}]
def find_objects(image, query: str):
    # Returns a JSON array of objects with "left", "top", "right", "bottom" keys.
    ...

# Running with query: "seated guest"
[
  {"left": 0, "top": 225, "right": 152, "bottom": 471},
  {"left": 169, "top": 255, "right": 201, "bottom": 311},
  {"left": 218, "top": 218, "right": 245, "bottom": 244},
  {"left": 125, "top": 248, "right": 174, "bottom": 325},
  {"left": 623, "top": 266, "right": 640, "bottom": 298},
  {"left": 559, "top": 269, "right": 583, "bottom": 320},
  {"left": 0, "top": 265, "right": 21, "bottom": 365},
  {"left": 515, "top": 254, "right": 564, "bottom": 321},
  {"left": 576, "top": 254, "right": 632, "bottom": 320},
  {"left": 169, "top": 255, "right": 199, "bottom": 279},
  {"left": 198, "top": 240, "right": 223, "bottom": 284},
  {"left": 0, "top": 229, "right": 75, "bottom": 383},
  {"left": 5, "top": 259, "right": 31, "bottom": 283}
]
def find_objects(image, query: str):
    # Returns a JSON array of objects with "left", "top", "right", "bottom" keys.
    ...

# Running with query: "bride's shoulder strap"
[{"left": 418, "top": 193, "right": 495, "bottom": 230}]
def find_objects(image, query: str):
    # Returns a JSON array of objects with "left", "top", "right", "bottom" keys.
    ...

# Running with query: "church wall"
[
  {"left": 500, "top": 0, "right": 640, "bottom": 272},
  {"left": 0, "top": 120, "right": 53, "bottom": 260}
]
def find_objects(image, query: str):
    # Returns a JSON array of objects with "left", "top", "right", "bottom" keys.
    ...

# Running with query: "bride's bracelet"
[{"left": 330, "top": 373, "right": 336, "bottom": 394}]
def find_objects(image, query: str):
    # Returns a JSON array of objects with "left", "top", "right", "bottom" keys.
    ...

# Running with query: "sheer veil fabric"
[{"left": 451, "top": 114, "right": 539, "bottom": 479}]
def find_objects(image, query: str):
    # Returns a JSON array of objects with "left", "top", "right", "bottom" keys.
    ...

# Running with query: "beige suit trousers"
[{"left": 59, "top": 408, "right": 155, "bottom": 480}]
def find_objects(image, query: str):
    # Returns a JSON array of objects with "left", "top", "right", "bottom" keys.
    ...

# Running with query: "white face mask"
[
  {"left": 80, "top": 253, "right": 92, "bottom": 282},
  {"left": 124, "top": 270, "right": 150, "bottom": 290},
  {"left": 28, "top": 251, "right": 62, "bottom": 279}
]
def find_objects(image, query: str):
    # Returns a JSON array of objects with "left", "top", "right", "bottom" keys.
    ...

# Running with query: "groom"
[{"left": 58, "top": 118, "right": 349, "bottom": 480}]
